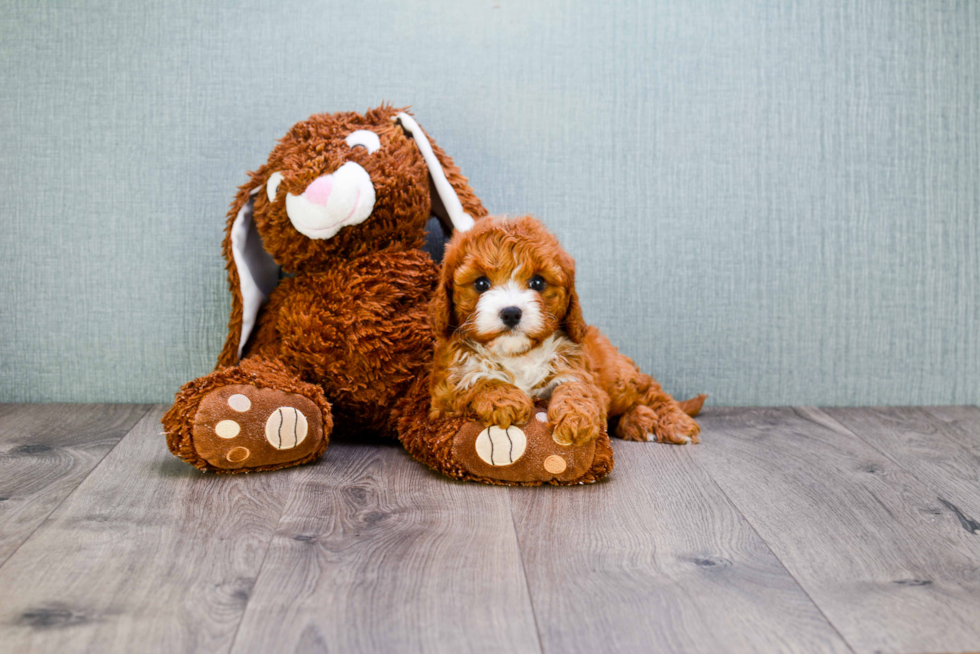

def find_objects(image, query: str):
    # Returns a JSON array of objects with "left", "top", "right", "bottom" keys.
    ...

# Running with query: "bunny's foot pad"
[
  {"left": 191, "top": 385, "right": 325, "bottom": 471},
  {"left": 396, "top": 379, "right": 613, "bottom": 486},
  {"left": 451, "top": 410, "right": 601, "bottom": 484}
]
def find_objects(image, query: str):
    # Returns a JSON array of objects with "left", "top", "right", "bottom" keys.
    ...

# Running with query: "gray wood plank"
[
  {"left": 822, "top": 406, "right": 980, "bottom": 523},
  {"left": 0, "top": 406, "right": 299, "bottom": 654},
  {"left": 509, "top": 440, "right": 853, "bottom": 654},
  {"left": 696, "top": 407, "right": 980, "bottom": 654},
  {"left": 230, "top": 440, "right": 542, "bottom": 654},
  {"left": 921, "top": 405, "right": 980, "bottom": 463},
  {"left": 0, "top": 403, "right": 150, "bottom": 565}
]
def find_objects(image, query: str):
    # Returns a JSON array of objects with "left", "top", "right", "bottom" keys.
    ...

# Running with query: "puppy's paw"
[
  {"left": 548, "top": 396, "right": 603, "bottom": 447},
  {"left": 471, "top": 385, "right": 533, "bottom": 428},
  {"left": 617, "top": 405, "right": 700, "bottom": 444},
  {"left": 615, "top": 405, "right": 657, "bottom": 442},
  {"left": 656, "top": 410, "right": 701, "bottom": 444}
]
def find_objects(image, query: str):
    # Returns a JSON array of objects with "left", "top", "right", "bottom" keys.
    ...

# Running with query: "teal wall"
[{"left": 1, "top": 0, "right": 977, "bottom": 405}]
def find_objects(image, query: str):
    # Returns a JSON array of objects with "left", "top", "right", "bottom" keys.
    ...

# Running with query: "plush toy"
[
  {"left": 163, "top": 105, "right": 482, "bottom": 471},
  {"left": 164, "top": 105, "right": 700, "bottom": 486}
]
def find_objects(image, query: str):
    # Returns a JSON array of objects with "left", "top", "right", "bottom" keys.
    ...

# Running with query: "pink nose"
[{"left": 303, "top": 175, "right": 333, "bottom": 206}]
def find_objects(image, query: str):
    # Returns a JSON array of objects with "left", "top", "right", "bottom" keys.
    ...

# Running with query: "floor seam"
[
  {"left": 686, "top": 416, "right": 859, "bottom": 654},
  {"left": 224, "top": 466, "right": 305, "bottom": 654},
  {"left": 800, "top": 406, "right": 980, "bottom": 646},
  {"left": 0, "top": 403, "right": 155, "bottom": 571},
  {"left": 812, "top": 406, "right": 980, "bottom": 523},
  {"left": 507, "top": 487, "right": 548, "bottom": 654}
]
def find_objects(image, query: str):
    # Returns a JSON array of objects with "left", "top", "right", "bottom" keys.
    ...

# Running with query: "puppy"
[{"left": 429, "top": 215, "right": 701, "bottom": 447}]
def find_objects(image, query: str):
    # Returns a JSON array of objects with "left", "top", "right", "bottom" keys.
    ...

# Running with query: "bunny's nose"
[{"left": 303, "top": 175, "right": 334, "bottom": 206}]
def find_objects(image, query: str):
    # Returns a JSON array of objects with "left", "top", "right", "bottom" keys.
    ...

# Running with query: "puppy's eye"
[
  {"left": 528, "top": 275, "right": 546, "bottom": 292},
  {"left": 474, "top": 277, "right": 491, "bottom": 293},
  {"left": 345, "top": 130, "right": 381, "bottom": 154}
]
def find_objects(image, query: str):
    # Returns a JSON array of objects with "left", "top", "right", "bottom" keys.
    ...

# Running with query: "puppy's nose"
[
  {"left": 303, "top": 174, "right": 334, "bottom": 206},
  {"left": 500, "top": 306, "right": 522, "bottom": 328}
]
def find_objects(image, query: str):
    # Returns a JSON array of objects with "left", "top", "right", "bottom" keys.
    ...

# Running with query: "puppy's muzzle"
[{"left": 500, "top": 306, "right": 522, "bottom": 329}]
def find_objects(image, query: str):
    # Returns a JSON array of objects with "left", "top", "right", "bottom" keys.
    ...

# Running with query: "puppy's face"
[{"left": 437, "top": 216, "right": 586, "bottom": 354}]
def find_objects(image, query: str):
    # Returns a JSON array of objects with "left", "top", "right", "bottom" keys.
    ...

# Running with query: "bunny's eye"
[{"left": 345, "top": 130, "right": 381, "bottom": 154}]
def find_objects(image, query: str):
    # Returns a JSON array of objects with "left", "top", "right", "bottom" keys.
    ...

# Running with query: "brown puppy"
[{"left": 429, "top": 215, "right": 702, "bottom": 446}]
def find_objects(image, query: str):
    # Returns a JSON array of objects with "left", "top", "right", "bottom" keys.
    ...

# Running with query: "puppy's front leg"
[
  {"left": 548, "top": 382, "right": 608, "bottom": 447},
  {"left": 464, "top": 380, "right": 534, "bottom": 429}
]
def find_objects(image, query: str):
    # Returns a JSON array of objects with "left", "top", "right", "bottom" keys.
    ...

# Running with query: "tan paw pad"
[
  {"left": 214, "top": 420, "right": 241, "bottom": 439},
  {"left": 227, "top": 394, "right": 252, "bottom": 412},
  {"left": 475, "top": 426, "right": 527, "bottom": 466},
  {"left": 226, "top": 446, "right": 250, "bottom": 463},
  {"left": 265, "top": 407, "right": 309, "bottom": 450},
  {"left": 543, "top": 455, "right": 567, "bottom": 474}
]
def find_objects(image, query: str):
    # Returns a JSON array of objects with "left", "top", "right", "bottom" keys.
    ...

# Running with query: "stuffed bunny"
[{"left": 163, "top": 105, "right": 614, "bottom": 485}]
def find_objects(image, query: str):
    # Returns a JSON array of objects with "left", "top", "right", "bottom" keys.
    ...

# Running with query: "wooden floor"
[{"left": 1, "top": 405, "right": 979, "bottom": 654}]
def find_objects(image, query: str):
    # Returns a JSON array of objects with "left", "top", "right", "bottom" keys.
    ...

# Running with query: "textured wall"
[{"left": 1, "top": 0, "right": 977, "bottom": 405}]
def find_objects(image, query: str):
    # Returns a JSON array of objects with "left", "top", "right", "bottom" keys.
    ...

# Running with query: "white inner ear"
[
  {"left": 394, "top": 112, "right": 474, "bottom": 233},
  {"left": 230, "top": 191, "right": 281, "bottom": 359},
  {"left": 267, "top": 172, "right": 283, "bottom": 203}
]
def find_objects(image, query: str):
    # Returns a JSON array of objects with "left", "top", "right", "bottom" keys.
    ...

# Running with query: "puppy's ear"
[
  {"left": 216, "top": 173, "right": 281, "bottom": 367},
  {"left": 559, "top": 253, "right": 589, "bottom": 344},
  {"left": 429, "top": 232, "right": 465, "bottom": 339},
  {"left": 429, "top": 281, "right": 454, "bottom": 340},
  {"left": 562, "top": 286, "right": 589, "bottom": 344}
]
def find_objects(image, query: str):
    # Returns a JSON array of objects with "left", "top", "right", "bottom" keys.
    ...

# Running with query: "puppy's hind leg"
[
  {"left": 581, "top": 328, "right": 700, "bottom": 444},
  {"left": 615, "top": 377, "right": 701, "bottom": 444}
]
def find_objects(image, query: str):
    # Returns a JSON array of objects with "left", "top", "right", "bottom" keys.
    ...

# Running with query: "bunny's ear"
[
  {"left": 394, "top": 112, "right": 487, "bottom": 234},
  {"left": 216, "top": 185, "right": 281, "bottom": 367}
]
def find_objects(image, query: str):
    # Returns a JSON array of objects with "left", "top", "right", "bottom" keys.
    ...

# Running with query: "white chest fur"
[{"left": 454, "top": 334, "right": 578, "bottom": 398}]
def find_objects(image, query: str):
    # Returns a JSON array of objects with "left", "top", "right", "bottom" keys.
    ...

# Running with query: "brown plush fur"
[
  {"left": 164, "top": 105, "right": 489, "bottom": 472},
  {"left": 217, "top": 105, "right": 486, "bottom": 369},
  {"left": 428, "top": 215, "right": 702, "bottom": 446}
]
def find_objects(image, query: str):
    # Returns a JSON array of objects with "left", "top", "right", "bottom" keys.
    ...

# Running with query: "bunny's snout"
[{"left": 283, "top": 162, "right": 376, "bottom": 240}]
